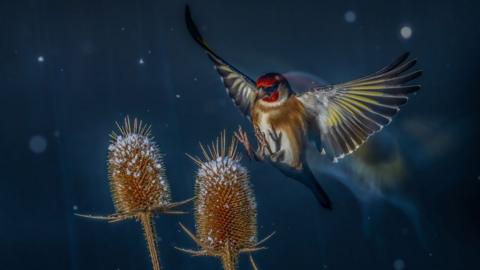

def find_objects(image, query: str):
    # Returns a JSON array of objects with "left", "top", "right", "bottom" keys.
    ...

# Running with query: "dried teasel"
[
  {"left": 77, "top": 117, "right": 192, "bottom": 270},
  {"left": 177, "top": 132, "right": 274, "bottom": 270}
]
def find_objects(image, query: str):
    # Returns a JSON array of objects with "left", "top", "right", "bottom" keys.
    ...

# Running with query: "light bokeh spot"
[
  {"left": 400, "top": 26, "right": 412, "bottom": 39},
  {"left": 29, "top": 135, "right": 47, "bottom": 154},
  {"left": 344, "top": 10, "right": 356, "bottom": 23},
  {"left": 393, "top": 259, "right": 405, "bottom": 270}
]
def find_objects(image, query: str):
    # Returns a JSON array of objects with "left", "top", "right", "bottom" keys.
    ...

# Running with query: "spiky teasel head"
[
  {"left": 178, "top": 132, "right": 274, "bottom": 270},
  {"left": 108, "top": 117, "right": 171, "bottom": 213},
  {"left": 194, "top": 133, "right": 257, "bottom": 253},
  {"left": 76, "top": 117, "right": 193, "bottom": 270}
]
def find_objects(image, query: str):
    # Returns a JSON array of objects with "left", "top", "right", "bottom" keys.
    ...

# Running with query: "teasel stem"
[
  {"left": 140, "top": 212, "right": 161, "bottom": 270},
  {"left": 221, "top": 243, "right": 237, "bottom": 270},
  {"left": 249, "top": 254, "right": 259, "bottom": 270}
]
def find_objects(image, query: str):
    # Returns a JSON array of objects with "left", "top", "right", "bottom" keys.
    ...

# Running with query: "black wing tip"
[
  {"left": 400, "top": 52, "right": 423, "bottom": 73},
  {"left": 410, "top": 84, "right": 422, "bottom": 93},
  {"left": 395, "top": 52, "right": 415, "bottom": 66},
  {"left": 184, "top": 4, "right": 207, "bottom": 48},
  {"left": 411, "top": 69, "right": 423, "bottom": 81},
  {"left": 408, "top": 58, "right": 417, "bottom": 67},
  {"left": 393, "top": 52, "right": 410, "bottom": 66},
  {"left": 410, "top": 71, "right": 423, "bottom": 92},
  {"left": 399, "top": 51, "right": 411, "bottom": 61},
  {"left": 323, "top": 200, "right": 333, "bottom": 210},
  {"left": 375, "top": 51, "right": 413, "bottom": 75}
]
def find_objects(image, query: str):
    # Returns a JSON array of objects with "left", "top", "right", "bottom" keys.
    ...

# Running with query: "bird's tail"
[{"left": 302, "top": 165, "right": 333, "bottom": 210}]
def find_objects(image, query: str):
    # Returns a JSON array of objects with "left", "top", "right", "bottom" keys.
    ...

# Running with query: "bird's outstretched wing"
[
  {"left": 185, "top": 5, "right": 258, "bottom": 119},
  {"left": 297, "top": 53, "right": 422, "bottom": 162}
]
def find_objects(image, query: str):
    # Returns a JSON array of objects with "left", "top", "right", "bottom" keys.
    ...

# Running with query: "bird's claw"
[
  {"left": 269, "top": 149, "right": 285, "bottom": 163},
  {"left": 268, "top": 128, "right": 282, "bottom": 152},
  {"left": 262, "top": 127, "right": 284, "bottom": 162}
]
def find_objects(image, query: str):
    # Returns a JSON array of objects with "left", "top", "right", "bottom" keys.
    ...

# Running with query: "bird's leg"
[{"left": 267, "top": 128, "right": 285, "bottom": 163}]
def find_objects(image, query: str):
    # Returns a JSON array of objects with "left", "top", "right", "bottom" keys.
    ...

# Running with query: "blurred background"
[{"left": 0, "top": 0, "right": 479, "bottom": 269}]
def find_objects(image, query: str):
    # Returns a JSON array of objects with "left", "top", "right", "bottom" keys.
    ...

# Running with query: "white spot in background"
[
  {"left": 344, "top": 10, "right": 356, "bottom": 23},
  {"left": 193, "top": 77, "right": 198, "bottom": 82},
  {"left": 400, "top": 26, "right": 412, "bottom": 39},
  {"left": 72, "top": 205, "right": 78, "bottom": 211},
  {"left": 29, "top": 135, "right": 47, "bottom": 154},
  {"left": 53, "top": 130, "right": 60, "bottom": 137},
  {"left": 121, "top": 27, "right": 125, "bottom": 31},
  {"left": 393, "top": 259, "right": 405, "bottom": 270},
  {"left": 37, "top": 56, "right": 44, "bottom": 63},
  {"left": 138, "top": 58, "right": 145, "bottom": 65},
  {"left": 148, "top": 50, "right": 152, "bottom": 54},
  {"left": 175, "top": 94, "right": 181, "bottom": 99}
]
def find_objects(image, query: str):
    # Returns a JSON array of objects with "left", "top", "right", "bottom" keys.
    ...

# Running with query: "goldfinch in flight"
[{"left": 185, "top": 6, "right": 422, "bottom": 210}]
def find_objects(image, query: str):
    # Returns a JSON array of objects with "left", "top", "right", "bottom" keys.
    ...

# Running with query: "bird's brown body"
[{"left": 251, "top": 97, "right": 311, "bottom": 170}]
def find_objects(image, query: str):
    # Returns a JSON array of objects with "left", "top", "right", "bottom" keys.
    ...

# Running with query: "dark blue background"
[{"left": 1, "top": 0, "right": 479, "bottom": 269}]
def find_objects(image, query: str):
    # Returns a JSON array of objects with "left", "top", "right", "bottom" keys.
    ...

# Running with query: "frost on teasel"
[
  {"left": 177, "top": 132, "right": 274, "bottom": 270},
  {"left": 108, "top": 117, "right": 171, "bottom": 213},
  {"left": 76, "top": 117, "right": 192, "bottom": 270}
]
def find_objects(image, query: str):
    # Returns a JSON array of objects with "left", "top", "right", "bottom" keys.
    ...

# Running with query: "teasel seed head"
[
  {"left": 76, "top": 117, "right": 193, "bottom": 270},
  {"left": 178, "top": 132, "right": 274, "bottom": 270},
  {"left": 108, "top": 117, "right": 171, "bottom": 214},
  {"left": 193, "top": 134, "right": 257, "bottom": 253}
]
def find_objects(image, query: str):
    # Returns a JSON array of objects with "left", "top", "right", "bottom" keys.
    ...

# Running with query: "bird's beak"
[{"left": 257, "top": 88, "right": 267, "bottom": 99}]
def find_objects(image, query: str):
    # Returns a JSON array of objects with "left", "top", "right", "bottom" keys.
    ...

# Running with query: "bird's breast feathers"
[{"left": 252, "top": 97, "right": 310, "bottom": 169}]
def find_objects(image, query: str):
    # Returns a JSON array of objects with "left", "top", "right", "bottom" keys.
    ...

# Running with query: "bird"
[{"left": 184, "top": 5, "right": 422, "bottom": 210}]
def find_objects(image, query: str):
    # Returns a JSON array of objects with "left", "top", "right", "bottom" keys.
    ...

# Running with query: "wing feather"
[
  {"left": 297, "top": 53, "right": 422, "bottom": 161},
  {"left": 185, "top": 6, "right": 257, "bottom": 119}
]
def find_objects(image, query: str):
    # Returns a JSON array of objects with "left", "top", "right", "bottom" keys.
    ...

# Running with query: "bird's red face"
[{"left": 256, "top": 73, "right": 284, "bottom": 103}]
